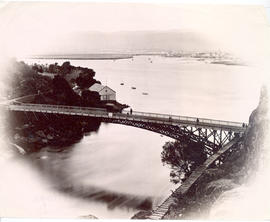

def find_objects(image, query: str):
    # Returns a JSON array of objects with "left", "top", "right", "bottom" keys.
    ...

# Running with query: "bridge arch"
[{"left": 6, "top": 103, "right": 246, "bottom": 155}]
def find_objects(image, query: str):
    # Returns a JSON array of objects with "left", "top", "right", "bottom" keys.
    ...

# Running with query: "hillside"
[{"left": 163, "top": 86, "right": 269, "bottom": 219}]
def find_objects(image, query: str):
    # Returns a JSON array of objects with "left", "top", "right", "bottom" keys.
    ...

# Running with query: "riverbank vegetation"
[
  {"left": 161, "top": 140, "right": 207, "bottom": 184},
  {"left": 4, "top": 60, "right": 126, "bottom": 153}
]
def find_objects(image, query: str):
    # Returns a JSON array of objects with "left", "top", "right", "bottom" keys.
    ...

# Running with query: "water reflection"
[{"left": 28, "top": 144, "right": 153, "bottom": 212}]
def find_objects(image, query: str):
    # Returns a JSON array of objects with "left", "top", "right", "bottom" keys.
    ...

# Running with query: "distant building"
[{"left": 89, "top": 83, "right": 116, "bottom": 101}]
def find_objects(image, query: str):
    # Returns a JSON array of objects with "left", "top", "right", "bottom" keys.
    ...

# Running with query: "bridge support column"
[
  {"left": 213, "top": 130, "right": 217, "bottom": 150},
  {"left": 219, "top": 129, "right": 222, "bottom": 146},
  {"left": 198, "top": 128, "right": 201, "bottom": 142},
  {"left": 228, "top": 131, "right": 232, "bottom": 141}
]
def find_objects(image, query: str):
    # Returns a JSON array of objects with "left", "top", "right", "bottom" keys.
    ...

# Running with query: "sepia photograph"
[{"left": 0, "top": 1, "right": 270, "bottom": 220}]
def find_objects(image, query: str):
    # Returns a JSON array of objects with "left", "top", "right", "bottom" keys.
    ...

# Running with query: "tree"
[
  {"left": 52, "top": 75, "right": 81, "bottom": 105},
  {"left": 32, "top": 63, "right": 43, "bottom": 73},
  {"left": 48, "top": 63, "right": 59, "bottom": 73},
  {"left": 75, "top": 71, "right": 98, "bottom": 89},
  {"left": 81, "top": 90, "right": 101, "bottom": 106},
  {"left": 60, "top": 61, "right": 72, "bottom": 76},
  {"left": 161, "top": 140, "right": 207, "bottom": 184}
]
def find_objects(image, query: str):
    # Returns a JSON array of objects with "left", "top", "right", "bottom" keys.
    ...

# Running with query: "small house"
[{"left": 89, "top": 83, "right": 116, "bottom": 101}]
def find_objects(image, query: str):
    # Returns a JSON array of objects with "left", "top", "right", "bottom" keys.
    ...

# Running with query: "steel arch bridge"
[{"left": 5, "top": 103, "right": 246, "bottom": 154}]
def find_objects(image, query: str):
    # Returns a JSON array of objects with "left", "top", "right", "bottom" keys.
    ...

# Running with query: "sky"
[{"left": 0, "top": 1, "right": 270, "bottom": 62}]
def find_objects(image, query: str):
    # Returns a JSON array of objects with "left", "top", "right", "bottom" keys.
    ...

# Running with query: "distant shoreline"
[
  {"left": 25, "top": 53, "right": 245, "bottom": 66},
  {"left": 28, "top": 57, "right": 134, "bottom": 60},
  {"left": 27, "top": 54, "right": 134, "bottom": 60},
  {"left": 24, "top": 53, "right": 168, "bottom": 60}
]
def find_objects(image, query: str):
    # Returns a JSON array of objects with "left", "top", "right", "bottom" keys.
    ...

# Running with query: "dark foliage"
[
  {"left": 45, "top": 61, "right": 100, "bottom": 89},
  {"left": 81, "top": 90, "right": 101, "bottom": 107},
  {"left": 7, "top": 110, "right": 101, "bottom": 153},
  {"left": 59, "top": 61, "right": 72, "bottom": 76},
  {"left": 7, "top": 61, "right": 52, "bottom": 99},
  {"left": 48, "top": 63, "right": 58, "bottom": 73},
  {"left": 51, "top": 75, "right": 82, "bottom": 106},
  {"left": 161, "top": 140, "right": 207, "bottom": 184},
  {"left": 75, "top": 71, "right": 99, "bottom": 88},
  {"left": 32, "top": 63, "right": 44, "bottom": 73}
]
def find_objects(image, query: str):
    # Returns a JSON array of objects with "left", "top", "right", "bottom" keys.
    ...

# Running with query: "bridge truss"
[
  {"left": 101, "top": 117, "right": 241, "bottom": 155},
  {"left": 5, "top": 103, "right": 246, "bottom": 155}
]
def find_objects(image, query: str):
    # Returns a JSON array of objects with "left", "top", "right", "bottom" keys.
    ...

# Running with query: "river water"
[{"left": 0, "top": 56, "right": 263, "bottom": 219}]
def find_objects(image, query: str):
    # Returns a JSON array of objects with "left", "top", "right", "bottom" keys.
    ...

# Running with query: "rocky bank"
[
  {"left": 132, "top": 86, "right": 269, "bottom": 219},
  {"left": 163, "top": 86, "right": 269, "bottom": 219}
]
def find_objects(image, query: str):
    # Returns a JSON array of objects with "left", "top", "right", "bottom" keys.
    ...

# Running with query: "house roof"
[
  {"left": 89, "top": 83, "right": 116, "bottom": 93},
  {"left": 89, "top": 83, "right": 103, "bottom": 92}
]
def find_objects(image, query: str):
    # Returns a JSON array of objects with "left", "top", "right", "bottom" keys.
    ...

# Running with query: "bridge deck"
[{"left": 6, "top": 103, "right": 246, "bottom": 132}]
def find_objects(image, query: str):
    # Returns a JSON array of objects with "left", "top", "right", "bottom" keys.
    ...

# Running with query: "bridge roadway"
[{"left": 6, "top": 103, "right": 246, "bottom": 133}]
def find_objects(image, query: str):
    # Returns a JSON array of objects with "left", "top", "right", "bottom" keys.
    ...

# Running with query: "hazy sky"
[{"left": 0, "top": 2, "right": 270, "bottom": 61}]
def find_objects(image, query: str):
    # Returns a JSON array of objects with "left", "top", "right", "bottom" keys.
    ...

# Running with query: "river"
[{"left": 0, "top": 55, "right": 263, "bottom": 219}]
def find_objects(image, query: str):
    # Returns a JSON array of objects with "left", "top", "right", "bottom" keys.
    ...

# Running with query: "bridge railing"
[
  {"left": 8, "top": 103, "right": 245, "bottom": 129},
  {"left": 10, "top": 102, "right": 107, "bottom": 113},
  {"left": 122, "top": 110, "right": 245, "bottom": 128}
]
